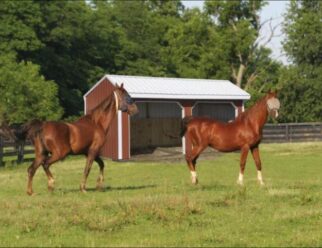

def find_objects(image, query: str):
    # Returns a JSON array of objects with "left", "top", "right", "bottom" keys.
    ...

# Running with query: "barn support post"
[
  {"left": 233, "top": 100, "right": 244, "bottom": 116},
  {"left": 181, "top": 101, "right": 194, "bottom": 156}
]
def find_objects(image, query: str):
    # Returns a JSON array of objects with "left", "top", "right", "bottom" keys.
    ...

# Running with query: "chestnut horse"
[
  {"left": 25, "top": 84, "right": 138, "bottom": 195},
  {"left": 181, "top": 91, "right": 280, "bottom": 186}
]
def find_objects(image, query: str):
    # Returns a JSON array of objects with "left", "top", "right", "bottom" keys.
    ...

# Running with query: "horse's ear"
[
  {"left": 120, "top": 83, "right": 124, "bottom": 89},
  {"left": 115, "top": 83, "right": 119, "bottom": 88}
]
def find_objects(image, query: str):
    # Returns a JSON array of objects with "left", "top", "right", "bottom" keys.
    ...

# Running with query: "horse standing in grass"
[
  {"left": 25, "top": 84, "right": 138, "bottom": 195},
  {"left": 181, "top": 91, "right": 280, "bottom": 186}
]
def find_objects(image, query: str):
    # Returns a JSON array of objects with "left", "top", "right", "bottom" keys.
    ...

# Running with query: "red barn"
[{"left": 84, "top": 75, "right": 250, "bottom": 160}]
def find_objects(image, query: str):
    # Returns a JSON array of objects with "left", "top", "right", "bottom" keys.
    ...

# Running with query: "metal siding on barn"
[
  {"left": 122, "top": 112, "right": 130, "bottom": 160},
  {"left": 132, "top": 102, "right": 181, "bottom": 119}
]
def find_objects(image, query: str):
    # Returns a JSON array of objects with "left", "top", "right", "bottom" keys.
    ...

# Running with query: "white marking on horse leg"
[
  {"left": 257, "top": 170, "right": 264, "bottom": 186},
  {"left": 48, "top": 178, "right": 55, "bottom": 190},
  {"left": 237, "top": 172, "right": 244, "bottom": 185},
  {"left": 191, "top": 171, "right": 198, "bottom": 184}
]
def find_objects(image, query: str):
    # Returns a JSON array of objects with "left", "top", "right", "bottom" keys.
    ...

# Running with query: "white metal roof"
[{"left": 84, "top": 74, "right": 250, "bottom": 100}]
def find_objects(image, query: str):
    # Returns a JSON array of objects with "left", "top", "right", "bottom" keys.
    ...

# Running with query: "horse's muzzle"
[
  {"left": 269, "top": 109, "right": 279, "bottom": 119},
  {"left": 127, "top": 103, "right": 139, "bottom": 116}
]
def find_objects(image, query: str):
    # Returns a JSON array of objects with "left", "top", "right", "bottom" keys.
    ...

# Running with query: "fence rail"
[
  {"left": 262, "top": 123, "right": 322, "bottom": 143},
  {"left": 0, "top": 137, "right": 34, "bottom": 166}
]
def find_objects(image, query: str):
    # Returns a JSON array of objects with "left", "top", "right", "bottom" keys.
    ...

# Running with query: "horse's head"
[
  {"left": 266, "top": 91, "right": 280, "bottom": 119},
  {"left": 113, "top": 83, "right": 138, "bottom": 116}
]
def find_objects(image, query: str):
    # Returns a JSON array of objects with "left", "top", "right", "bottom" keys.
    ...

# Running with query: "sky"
[{"left": 182, "top": 0, "right": 289, "bottom": 64}]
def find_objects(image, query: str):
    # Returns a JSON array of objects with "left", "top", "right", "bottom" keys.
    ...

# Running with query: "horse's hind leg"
[
  {"left": 95, "top": 156, "right": 105, "bottom": 190},
  {"left": 251, "top": 146, "right": 264, "bottom": 186},
  {"left": 42, "top": 151, "right": 65, "bottom": 192},
  {"left": 27, "top": 155, "right": 45, "bottom": 195},
  {"left": 237, "top": 145, "right": 250, "bottom": 186}
]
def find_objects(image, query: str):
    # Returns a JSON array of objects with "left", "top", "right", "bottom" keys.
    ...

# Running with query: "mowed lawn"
[{"left": 0, "top": 142, "right": 321, "bottom": 247}]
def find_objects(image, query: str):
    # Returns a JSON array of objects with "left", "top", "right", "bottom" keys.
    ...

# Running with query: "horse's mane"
[
  {"left": 235, "top": 95, "right": 267, "bottom": 122},
  {"left": 89, "top": 92, "right": 116, "bottom": 124}
]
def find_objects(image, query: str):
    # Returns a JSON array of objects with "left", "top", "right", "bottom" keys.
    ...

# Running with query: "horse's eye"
[{"left": 125, "top": 95, "right": 134, "bottom": 104}]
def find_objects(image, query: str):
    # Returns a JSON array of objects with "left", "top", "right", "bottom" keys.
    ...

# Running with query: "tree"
[
  {"left": 204, "top": 0, "right": 281, "bottom": 94},
  {"left": 0, "top": 53, "right": 63, "bottom": 123},
  {"left": 29, "top": 1, "right": 97, "bottom": 117},
  {"left": 110, "top": 0, "right": 174, "bottom": 76},
  {"left": 280, "top": 0, "right": 322, "bottom": 122},
  {"left": 0, "top": 0, "right": 43, "bottom": 54}
]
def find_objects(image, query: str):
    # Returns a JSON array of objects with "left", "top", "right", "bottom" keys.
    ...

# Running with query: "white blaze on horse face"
[
  {"left": 267, "top": 97, "right": 280, "bottom": 110},
  {"left": 267, "top": 97, "right": 280, "bottom": 119},
  {"left": 191, "top": 171, "right": 197, "bottom": 184},
  {"left": 257, "top": 170, "right": 264, "bottom": 185}
]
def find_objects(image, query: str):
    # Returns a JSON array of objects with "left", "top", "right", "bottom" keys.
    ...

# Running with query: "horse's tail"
[
  {"left": 22, "top": 119, "right": 44, "bottom": 142},
  {"left": 180, "top": 116, "right": 194, "bottom": 137}
]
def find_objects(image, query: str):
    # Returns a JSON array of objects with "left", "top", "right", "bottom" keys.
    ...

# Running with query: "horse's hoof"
[
  {"left": 80, "top": 185, "right": 87, "bottom": 193},
  {"left": 26, "top": 190, "right": 34, "bottom": 196},
  {"left": 48, "top": 186, "right": 54, "bottom": 192},
  {"left": 191, "top": 178, "right": 198, "bottom": 185},
  {"left": 96, "top": 184, "right": 104, "bottom": 191},
  {"left": 236, "top": 180, "right": 244, "bottom": 186}
]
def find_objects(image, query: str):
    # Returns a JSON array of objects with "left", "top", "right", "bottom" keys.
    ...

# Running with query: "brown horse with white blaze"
[
  {"left": 26, "top": 84, "right": 138, "bottom": 195},
  {"left": 181, "top": 91, "right": 280, "bottom": 186}
]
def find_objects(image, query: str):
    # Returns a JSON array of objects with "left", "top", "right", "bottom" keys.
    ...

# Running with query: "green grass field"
[{"left": 0, "top": 142, "right": 321, "bottom": 247}]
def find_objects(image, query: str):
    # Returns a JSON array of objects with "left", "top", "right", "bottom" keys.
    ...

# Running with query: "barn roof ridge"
[{"left": 84, "top": 74, "right": 250, "bottom": 100}]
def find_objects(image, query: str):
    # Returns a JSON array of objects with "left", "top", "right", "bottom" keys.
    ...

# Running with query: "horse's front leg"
[
  {"left": 95, "top": 156, "right": 105, "bottom": 190},
  {"left": 251, "top": 146, "right": 264, "bottom": 186},
  {"left": 186, "top": 145, "right": 205, "bottom": 185},
  {"left": 80, "top": 152, "right": 96, "bottom": 193},
  {"left": 237, "top": 145, "right": 250, "bottom": 186}
]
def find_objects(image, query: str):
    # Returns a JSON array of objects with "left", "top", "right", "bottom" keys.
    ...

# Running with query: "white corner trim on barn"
[
  {"left": 182, "top": 107, "right": 186, "bottom": 155},
  {"left": 117, "top": 110, "right": 123, "bottom": 160}
]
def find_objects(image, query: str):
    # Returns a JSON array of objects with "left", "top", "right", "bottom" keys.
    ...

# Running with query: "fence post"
[
  {"left": 0, "top": 136, "right": 4, "bottom": 167},
  {"left": 285, "top": 123, "right": 290, "bottom": 142},
  {"left": 17, "top": 141, "right": 25, "bottom": 164}
]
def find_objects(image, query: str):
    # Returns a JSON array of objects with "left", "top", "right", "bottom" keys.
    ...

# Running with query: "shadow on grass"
[
  {"left": 197, "top": 183, "right": 231, "bottom": 191},
  {"left": 56, "top": 184, "right": 157, "bottom": 193}
]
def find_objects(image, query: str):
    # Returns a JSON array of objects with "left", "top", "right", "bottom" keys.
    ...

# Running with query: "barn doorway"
[
  {"left": 193, "top": 102, "right": 236, "bottom": 122},
  {"left": 130, "top": 102, "right": 182, "bottom": 154}
]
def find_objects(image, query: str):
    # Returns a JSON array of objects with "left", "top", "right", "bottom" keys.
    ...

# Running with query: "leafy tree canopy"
[{"left": 0, "top": 53, "right": 63, "bottom": 123}]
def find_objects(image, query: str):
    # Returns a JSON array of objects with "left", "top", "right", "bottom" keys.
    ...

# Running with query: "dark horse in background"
[
  {"left": 0, "top": 122, "right": 29, "bottom": 163},
  {"left": 181, "top": 91, "right": 280, "bottom": 186},
  {"left": 17, "top": 84, "right": 137, "bottom": 195}
]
